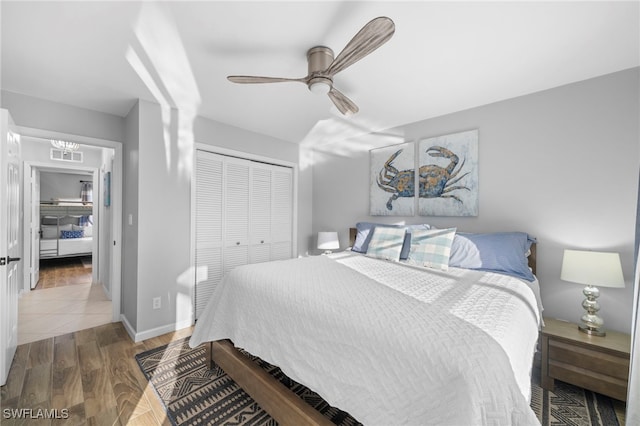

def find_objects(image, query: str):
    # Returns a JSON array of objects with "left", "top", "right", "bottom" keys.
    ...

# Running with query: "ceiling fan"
[{"left": 227, "top": 17, "right": 395, "bottom": 115}]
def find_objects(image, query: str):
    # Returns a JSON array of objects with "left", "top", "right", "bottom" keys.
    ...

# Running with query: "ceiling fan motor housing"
[{"left": 307, "top": 46, "right": 334, "bottom": 93}]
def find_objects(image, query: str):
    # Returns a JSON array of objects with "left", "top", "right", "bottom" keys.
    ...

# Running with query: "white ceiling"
[{"left": 2, "top": 1, "right": 638, "bottom": 145}]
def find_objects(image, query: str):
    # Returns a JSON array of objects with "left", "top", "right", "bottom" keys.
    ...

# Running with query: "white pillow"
[
  {"left": 41, "top": 224, "right": 73, "bottom": 239},
  {"left": 73, "top": 224, "right": 92, "bottom": 237},
  {"left": 365, "top": 226, "right": 406, "bottom": 262},
  {"left": 41, "top": 225, "right": 58, "bottom": 239},
  {"left": 406, "top": 228, "right": 457, "bottom": 270}
]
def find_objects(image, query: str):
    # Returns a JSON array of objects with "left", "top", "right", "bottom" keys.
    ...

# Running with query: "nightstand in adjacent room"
[{"left": 540, "top": 317, "right": 631, "bottom": 401}]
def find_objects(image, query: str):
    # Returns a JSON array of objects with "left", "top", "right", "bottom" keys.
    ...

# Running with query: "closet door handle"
[{"left": 236, "top": 242, "right": 240, "bottom": 245}]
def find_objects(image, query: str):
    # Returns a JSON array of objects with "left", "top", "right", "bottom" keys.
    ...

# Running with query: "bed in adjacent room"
[
  {"left": 189, "top": 224, "right": 543, "bottom": 426},
  {"left": 39, "top": 201, "right": 94, "bottom": 259}
]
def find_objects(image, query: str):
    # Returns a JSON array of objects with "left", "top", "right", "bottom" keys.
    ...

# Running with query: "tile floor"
[{"left": 18, "top": 257, "right": 112, "bottom": 345}]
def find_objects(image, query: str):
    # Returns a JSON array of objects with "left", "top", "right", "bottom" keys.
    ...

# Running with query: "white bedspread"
[
  {"left": 190, "top": 252, "right": 542, "bottom": 426},
  {"left": 58, "top": 237, "right": 92, "bottom": 256}
]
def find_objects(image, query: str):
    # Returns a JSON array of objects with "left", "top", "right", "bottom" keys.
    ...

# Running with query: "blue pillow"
[
  {"left": 448, "top": 232, "right": 536, "bottom": 281},
  {"left": 352, "top": 222, "right": 430, "bottom": 259},
  {"left": 61, "top": 229, "right": 84, "bottom": 239}
]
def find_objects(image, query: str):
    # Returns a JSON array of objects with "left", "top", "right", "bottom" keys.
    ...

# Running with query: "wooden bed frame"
[{"left": 205, "top": 228, "right": 537, "bottom": 425}]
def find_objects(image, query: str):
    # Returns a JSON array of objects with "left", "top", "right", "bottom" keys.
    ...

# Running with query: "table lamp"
[
  {"left": 317, "top": 231, "right": 339, "bottom": 255},
  {"left": 560, "top": 249, "right": 625, "bottom": 336}
]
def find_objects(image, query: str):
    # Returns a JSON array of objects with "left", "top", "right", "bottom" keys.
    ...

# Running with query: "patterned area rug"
[{"left": 135, "top": 338, "right": 625, "bottom": 426}]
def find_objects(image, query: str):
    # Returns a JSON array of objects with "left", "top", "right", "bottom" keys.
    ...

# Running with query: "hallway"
[{"left": 18, "top": 257, "right": 112, "bottom": 345}]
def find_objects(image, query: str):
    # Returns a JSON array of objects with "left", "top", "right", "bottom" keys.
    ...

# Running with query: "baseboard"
[
  {"left": 120, "top": 314, "right": 137, "bottom": 341},
  {"left": 101, "top": 281, "right": 112, "bottom": 300},
  {"left": 120, "top": 315, "right": 193, "bottom": 342}
]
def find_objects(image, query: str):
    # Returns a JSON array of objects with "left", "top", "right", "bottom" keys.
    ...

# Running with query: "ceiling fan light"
[
  {"left": 51, "top": 139, "right": 80, "bottom": 152},
  {"left": 309, "top": 81, "right": 331, "bottom": 95}
]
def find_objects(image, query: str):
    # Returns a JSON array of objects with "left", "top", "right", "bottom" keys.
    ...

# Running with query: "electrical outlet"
[{"left": 152, "top": 297, "right": 161, "bottom": 310}]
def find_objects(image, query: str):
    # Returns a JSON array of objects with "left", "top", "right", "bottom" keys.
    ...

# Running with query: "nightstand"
[{"left": 540, "top": 317, "right": 631, "bottom": 401}]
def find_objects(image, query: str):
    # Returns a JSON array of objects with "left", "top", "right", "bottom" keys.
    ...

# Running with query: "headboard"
[{"left": 348, "top": 227, "right": 537, "bottom": 275}]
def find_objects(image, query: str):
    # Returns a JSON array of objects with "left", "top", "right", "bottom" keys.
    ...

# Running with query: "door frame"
[
  {"left": 17, "top": 126, "right": 123, "bottom": 323},
  {"left": 29, "top": 167, "right": 40, "bottom": 289},
  {"left": 23, "top": 162, "right": 100, "bottom": 289}
]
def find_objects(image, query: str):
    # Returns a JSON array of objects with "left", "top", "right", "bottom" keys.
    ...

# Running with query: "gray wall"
[
  {"left": 40, "top": 172, "right": 92, "bottom": 202},
  {"left": 312, "top": 68, "right": 639, "bottom": 334},
  {"left": 135, "top": 100, "right": 193, "bottom": 334},
  {"left": 1, "top": 90, "right": 125, "bottom": 142},
  {"left": 122, "top": 102, "right": 140, "bottom": 330}
]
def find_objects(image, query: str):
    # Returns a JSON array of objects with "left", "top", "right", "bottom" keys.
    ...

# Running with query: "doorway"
[
  {"left": 19, "top": 163, "right": 107, "bottom": 344},
  {"left": 19, "top": 130, "right": 122, "bottom": 344}
]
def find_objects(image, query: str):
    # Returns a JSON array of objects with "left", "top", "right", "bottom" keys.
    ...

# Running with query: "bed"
[
  {"left": 39, "top": 202, "right": 93, "bottom": 259},
  {"left": 189, "top": 224, "right": 543, "bottom": 425}
]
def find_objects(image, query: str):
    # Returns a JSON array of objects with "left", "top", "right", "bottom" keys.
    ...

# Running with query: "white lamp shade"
[
  {"left": 560, "top": 249, "right": 625, "bottom": 288},
  {"left": 317, "top": 231, "right": 339, "bottom": 250}
]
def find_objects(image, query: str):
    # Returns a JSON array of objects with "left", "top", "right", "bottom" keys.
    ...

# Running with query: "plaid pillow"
[
  {"left": 365, "top": 226, "right": 406, "bottom": 262},
  {"left": 406, "top": 228, "right": 457, "bottom": 270}
]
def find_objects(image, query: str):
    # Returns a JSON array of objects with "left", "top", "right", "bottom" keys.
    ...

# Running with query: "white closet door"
[
  {"left": 194, "top": 150, "right": 294, "bottom": 320},
  {"left": 224, "top": 157, "right": 250, "bottom": 274},
  {"left": 194, "top": 151, "right": 224, "bottom": 319},
  {"left": 271, "top": 166, "right": 293, "bottom": 260},
  {"left": 249, "top": 164, "right": 271, "bottom": 263}
]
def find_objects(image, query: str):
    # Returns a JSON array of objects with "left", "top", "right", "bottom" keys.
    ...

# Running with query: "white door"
[
  {"left": 0, "top": 109, "right": 21, "bottom": 386},
  {"left": 271, "top": 166, "right": 293, "bottom": 260},
  {"left": 194, "top": 151, "right": 224, "bottom": 319},
  {"left": 223, "top": 157, "right": 250, "bottom": 274},
  {"left": 249, "top": 164, "right": 272, "bottom": 263},
  {"left": 30, "top": 168, "right": 40, "bottom": 289}
]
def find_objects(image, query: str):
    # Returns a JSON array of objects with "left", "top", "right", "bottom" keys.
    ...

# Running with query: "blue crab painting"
[{"left": 376, "top": 146, "right": 470, "bottom": 211}]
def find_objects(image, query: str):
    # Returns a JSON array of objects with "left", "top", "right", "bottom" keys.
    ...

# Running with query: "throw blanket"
[{"left": 190, "top": 252, "right": 541, "bottom": 425}]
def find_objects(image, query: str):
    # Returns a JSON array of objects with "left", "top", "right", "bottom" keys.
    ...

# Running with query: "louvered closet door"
[
  {"left": 249, "top": 164, "right": 272, "bottom": 263},
  {"left": 194, "top": 151, "right": 294, "bottom": 320},
  {"left": 224, "top": 157, "right": 250, "bottom": 274},
  {"left": 194, "top": 151, "right": 224, "bottom": 319},
  {"left": 271, "top": 166, "right": 293, "bottom": 260}
]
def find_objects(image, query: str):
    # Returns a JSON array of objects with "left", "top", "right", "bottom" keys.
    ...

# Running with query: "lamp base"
[
  {"left": 578, "top": 324, "right": 606, "bottom": 337},
  {"left": 579, "top": 285, "right": 606, "bottom": 337}
]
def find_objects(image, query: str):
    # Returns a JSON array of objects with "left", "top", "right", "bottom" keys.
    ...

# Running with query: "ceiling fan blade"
[
  {"left": 325, "top": 17, "right": 395, "bottom": 76},
  {"left": 328, "top": 87, "right": 359, "bottom": 115},
  {"left": 227, "top": 76, "right": 307, "bottom": 84}
]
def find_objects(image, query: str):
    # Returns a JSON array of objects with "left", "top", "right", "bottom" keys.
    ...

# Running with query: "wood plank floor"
[
  {"left": 36, "top": 257, "right": 93, "bottom": 290},
  {"left": 1, "top": 322, "right": 194, "bottom": 425}
]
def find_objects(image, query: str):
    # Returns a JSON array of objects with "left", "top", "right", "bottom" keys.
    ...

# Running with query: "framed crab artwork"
[
  {"left": 370, "top": 141, "right": 415, "bottom": 216},
  {"left": 418, "top": 129, "right": 478, "bottom": 217}
]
